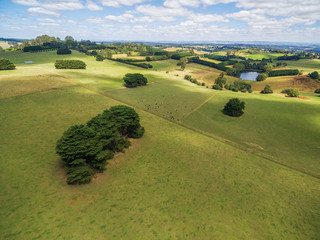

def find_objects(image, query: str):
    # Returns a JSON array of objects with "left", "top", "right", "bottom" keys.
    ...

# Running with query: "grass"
[
  {"left": 252, "top": 75, "right": 320, "bottom": 93},
  {"left": 181, "top": 90, "right": 320, "bottom": 173},
  {"left": 1, "top": 50, "right": 320, "bottom": 239},
  {"left": 285, "top": 59, "right": 320, "bottom": 74},
  {"left": 1, "top": 85, "right": 320, "bottom": 240}
]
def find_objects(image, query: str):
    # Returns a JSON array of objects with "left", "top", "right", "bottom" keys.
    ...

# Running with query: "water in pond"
[{"left": 240, "top": 72, "right": 259, "bottom": 81}]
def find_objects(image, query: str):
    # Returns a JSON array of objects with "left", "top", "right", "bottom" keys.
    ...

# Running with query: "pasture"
[{"left": 1, "top": 50, "right": 320, "bottom": 239}]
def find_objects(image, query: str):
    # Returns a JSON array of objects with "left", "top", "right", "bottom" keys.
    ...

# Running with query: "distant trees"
[
  {"left": 96, "top": 55, "right": 104, "bottom": 61},
  {"left": 56, "top": 105, "right": 145, "bottom": 184},
  {"left": 309, "top": 71, "right": 319, "bottom": 79},
  {"left": 261, "top": 85, "right": 273, "bottom": 94},
  {"left": 177, "top": 57, "right": 188, "bottom": 70},
  {"left": 268, "top": 69, "right": 299, "bottom": 77},
  {"left": 256, "top": 73, "right": 268, "bottom": 81},
  {"left": 55, "top": 60, "right": 86, "bottom": 69},
  {"left": 214, "top": 72, "right": 226, "bottom": 87},
  {"left": 123, "top": 73, "right": 148, "bottom": 88},
  {"left": 315, "top": 88, "right": 320, "bottom": 94},
  {"left": 57, "top": 48, "right": 71, "bottom": 55},
  {"left": 0, "top": 58, "right": 15, "bottom": 70},
  {"left": 223, "top": 98, "right": 245, "bottom": 117}
]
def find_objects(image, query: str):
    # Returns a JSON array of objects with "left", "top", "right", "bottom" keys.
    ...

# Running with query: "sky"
[{"left": 0, "top": 0, "right": 320, "bottom": 43}]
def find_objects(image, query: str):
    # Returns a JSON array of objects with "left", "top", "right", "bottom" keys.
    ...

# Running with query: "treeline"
[
  {"left": 190, "top": 57, "right": 228, "bottom": 71},
  {"left": 55, "top": 60, "right": 86, "bottom": 69},
  {"left": 268, "top": 69, "right": 300, "bottom": 77},
  {"left": 110, "top": 58, "right": 152, "bottom": 69},
  {"left": 277, "top": 55, "right": 300, "bottom": 61}
]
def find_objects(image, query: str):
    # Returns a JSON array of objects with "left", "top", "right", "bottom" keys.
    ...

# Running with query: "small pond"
[{"left": 240, "top": 72, "right": 259, "bottom": 81}]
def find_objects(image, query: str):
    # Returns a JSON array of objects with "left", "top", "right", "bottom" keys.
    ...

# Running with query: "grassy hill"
[{"left": 0, "top": 50, "right": 320, "bottom": 239}]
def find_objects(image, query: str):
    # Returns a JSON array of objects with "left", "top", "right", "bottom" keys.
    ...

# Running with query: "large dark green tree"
[
  {"left": 261, "top": 84, "right": 273, "bottom": 94},
  {"left": 56, "top": 105, "right": 144, "bottom": 184},
  {"left": 123, "top": 73, "right": 148, "bottom": 88},
  {"left": 309, "top": 71, "right": 319, "bottom": 79},
  {"left": 222, "top": 98, "right": 245, "bottom": 117}
]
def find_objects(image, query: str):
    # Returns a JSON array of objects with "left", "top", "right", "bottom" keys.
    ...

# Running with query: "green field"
[
  {"left": 1, "top": 50, "right": 320, "bottom": 239},
  {"left": 285, "top": 59, "right": 320, "bottom": 74}
]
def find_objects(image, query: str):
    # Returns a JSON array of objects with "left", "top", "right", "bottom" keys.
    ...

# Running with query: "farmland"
[{"left": 1, "top": 50, "right": 320, "bottom": 239}]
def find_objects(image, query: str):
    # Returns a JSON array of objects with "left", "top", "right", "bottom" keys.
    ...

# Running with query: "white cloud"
[
  {"left": 105, "top": 13, "right": 134, "bottom": 23},
  {"left": 27, "top": 7, "right": 61, "bottom": 16},
  {"left": 11, "top": 0, "right": 39, "bottom": 6},
  {"left": 163, "top": 0, "right": 200, "bottom": 8},
  {"left": 189, "top": 13, "right": 229, "bottom": 23},
  {"left": 99, "top": 0, "right": 146, "bottom": 8},
  {"left": 135, "top": 4, "right": 191, "bottom": 18},
  {"left": 39, "top": 22, "right": 60, "bottom": 26},
  {"left": 40, "top": 0, "right": 84, "bottom": 11},
  {"left": 86, "top": 0, "right": 103, "bottom": 11}
]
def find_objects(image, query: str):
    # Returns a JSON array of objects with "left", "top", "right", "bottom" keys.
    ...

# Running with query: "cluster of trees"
[
  {"left": 177, "top": 57, "right": 188, "bottom": 70},
  {"left": 225, "top": 80, "right": 252, "bottom": 93},
  {"left": 171, "top": 52, "right": 194, "bottom": 60},
  {"left": 281, "top": 89, "right": 300, "bottom": 97},
  {"left": 191, "top": 57, "right": 228, "bottom": 71},
  {"left": 96, "top": 55, "right": 104, "bottom": 61},
  {"left": 56, "top": 105, "right": 145, "bottom": 184},
  {"left": 268, "top": 69, "right": 300, "bottom": 77},
  {"left": 146, "top": 55, "right": 168, "bottom": 61},
  {"left": 111, "top": 58, "right": 152, "bottom": 69},
  {"left": 261, "top": 85, "right": 273, "bottom": 94},
  {"left": 55, "top": 60, "right": 86, "bottom": 69},
  {"left": 184, "top": 75, "right": 205, "bottom": 86},
  {"left": 256, "top": 73, "right": 268, "bottom": 81},
  {"left": 223, "top": 98, "right": 245, "bottom": 117},
  {"left": 315, "top": 88, "right": 320, "bottom": 94},
  {"left": 212, "top": 73, "right": 226, "bottom": 90},
  {"left": 123, "top": 73, "right": 148, "bottom": 88},
  {"left": 308, "top": 71, "right": 319, "bottom": 79},
  {"left": 57, "top": 48, "right": 71, "bottom": 55},
  {"left": 0, "top": 58, "right": 15, "bottom": 70}
]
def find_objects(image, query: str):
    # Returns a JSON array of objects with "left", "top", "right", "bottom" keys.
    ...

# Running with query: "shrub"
[
  {"left": 96, "top": 55, "right": 104, "bottom": 61},
  {"left": 248, "top": 89, "right": 253, "bottom": 93},
  {"left": 287, "top": 89, "right": 299, "bottom": 97},
  {"left": 0, "top": 58, "right": 15, "bottom": 70},
  {"left": 281, "top": 89, "right": 291, "bottom": 94},
  {"left": 309, "top": 71, "right": 319, "bottom": 79},
  {"left": 212, "top": 84, "right": 223, "bottom": 90},
  {"left": 55, "top": 60, "right": 86, "bottom": 69},
  {"left": 241, "top": 88, "right": 247, "bottom": 93},
  {"left": 256, "top": 73, "right": 267, "bottom": 81},
  {"left": 223, "top": 98, "right": 245, "bottom": 117},
  {"left": 261, "top": 85, "right": 273, "bottom": 94},
  {"left": 201, "top": 82, "right": 205, "bottom": 86},
  {"left": 146, "top": 56, "right": 151, "bottom": 61},
  {"left": 123, "top": 73, "right": 148, "bottom": 88},
  {"left": 57, "top": 48, "right": 71, "bottom": 55},
  {"left": 315, "top": 88, "right": 320, "bottom": 94}
]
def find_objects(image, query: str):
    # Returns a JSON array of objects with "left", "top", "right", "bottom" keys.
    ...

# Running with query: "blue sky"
[{"left": 0, "top": 0, "right": 320, "bottom": 42}]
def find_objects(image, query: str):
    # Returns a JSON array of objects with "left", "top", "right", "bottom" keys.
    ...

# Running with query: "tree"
[
  {"left": 0, "top": 58, "right": 16, "bottom": 70},
  {"left": 212, "top": 84, "right": 222, "bottom": 90},
  {"left": 123, "top": 73, "right": 148, "bottom": 88},
  {"left": 256, "top": 73, "right": 267, "bottom": 81},
  {"left": 287, "top": 89, "right": 299, "bottom": 97},
  {"left": 177, "top": 57, "right": 188, "bottom": 70},
  {"left": 314, "top": 88, "right": 320, "bottom": 94},
  {"left": 56, "top": 105, "right": 145, "bottom": 184},
  {"left": 222, "top": 98, "right": 245, "bottom": 117},
  {"left": 309, "top": 71, "right": 319, "bottom": 79},
  {"left": 96, "top": 55, "right": 104, "bottom": 61},
  {"left": 57, "top": 48, "right": 71, "bottom": 55},
  {"left": 146, "top": 56, "right": 151, "bottom": 61},
  {"left": 261, "top": 84, "right": 273, "bottom": 94},
  {"left": 215, "top": 72, "right": 226, "bottom": 87}
]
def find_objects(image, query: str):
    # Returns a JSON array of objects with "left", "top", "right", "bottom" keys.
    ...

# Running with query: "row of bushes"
[
  {"left": 184, "top": 75, "right": 205, "bottom": 86},
  {"left": 268, "top": 69, "right": 300, "bottom": 77},
  {"left": 0, "top": 58, "right": 15, "bottom": 70},
  {"left": 190, "top": 57, "right": 228, "bottom": 71},
  {"left": 171, "top": 52, "right": 194, "bottom": 60},
  {"left": 23, "top": 45, "right": 58, "bottom": 52},
  {"left": 55, "top": 60, "right": 86, "bottom": 69},
  {"left": 111, "top": 58, "right": 152, "bottom": 69},
  {"left": 146, "top": 55, "right": 169, "bottom": 61},
  {"left": 56, "top": 105, "right": 145, "bottom": 184},
  {"left": 57, "top": 48, "right": 71, "bottom": 55}
]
